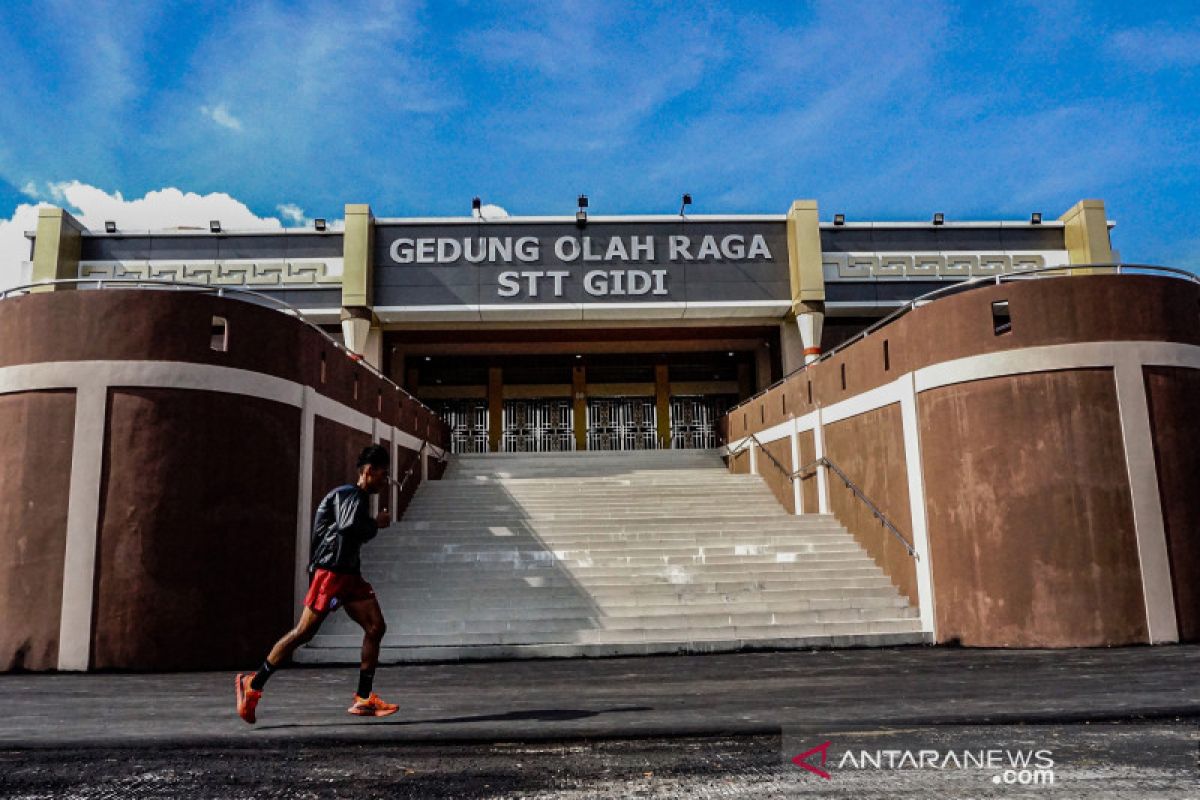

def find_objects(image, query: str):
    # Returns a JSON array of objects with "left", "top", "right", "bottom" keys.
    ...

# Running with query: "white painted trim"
[
  {"left": 57, "top": 384, "right": 108, "bottom": 671},
  {"left": 789, "top": 418, "right": 803, "bottom": 515},
  {"left": 1113, "top": 355, "right": 1179, "bottom": 643},
  {"left": 748, "top": 440, "right": 758, "bottom": 475},
  {"left": 372, "top": 214, "right": 788, "bottom": 224},
  {"left": 294, "top": 387, "right": 316, "bottom": 614},
  {"left": 899, "top": 373, "right": 936, "bottom": 635},
  {"left": 813, "top": 407, "right": 829, "bottom": 514}
]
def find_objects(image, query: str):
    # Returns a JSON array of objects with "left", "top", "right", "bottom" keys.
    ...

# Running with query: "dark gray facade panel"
[
  {"left": 149, "top": 235, "right": 220, "bottom": 260},
  {"left": 81, "top": 236, "right": 152, "bottom": 261},
  {"left": 826, "top": 281, "right": 952, "bottom": 305},
  {"left": 258, "top": 288, "right": 342, "bottom": 307},
  {"left": 998, "top": 227, "right": 1067, "bottom": 250},
  {"left": 218, "top": 236, "right": 288, "bottom": 259},
  {"left": 820, "top": 226, "right": 1060, "bottom": 253},
  {"left": 935, "top": 227, "right": 1003, "bottom": 251},
  {"left": 78, "top": 232, "right": 342, "bottom": 262},
  {"left": 376, "top": 284, "right": 479, "bottom": 306}
]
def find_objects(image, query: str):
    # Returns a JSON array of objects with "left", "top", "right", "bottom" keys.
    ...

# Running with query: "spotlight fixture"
[
  {"left": 577, "top": 194, "right": 589, "bottom": 209},
  {"left": 104, "top": 220, "right": 117, "bottom": 233},
  {"left": 472, "top": 196, "right": 482, "bottom": 212},
  {"left": 1030, "top": 212, "right": 1042, "bottom": 225},
  {"left": 209, "top": 220, "right": 222, "bottom": 233},
  {"left": 833, "top": 214, "right": 845, "bottom": 226},
  {"left": 932, "top": 213, "right": 945, "bottom": 226},
  {"left": 679, "top": 193, "right": 692, "bottom": 216},
  {"left": 576, "top": 194, "right": 588, "bottom": 227},
  {"left": 313, "top": 218, "right": 327, "bottom": 231}
]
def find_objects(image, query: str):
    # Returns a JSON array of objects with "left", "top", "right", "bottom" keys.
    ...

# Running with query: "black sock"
[
  {"left": 357, "top": 668, "right": 375, "bottom": 698},
  {"left": 249, "top": 660, "right": 276, "bottom": 691}
]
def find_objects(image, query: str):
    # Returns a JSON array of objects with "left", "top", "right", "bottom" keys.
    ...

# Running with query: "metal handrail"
[
  {"left": 388, "top": 440, "right": 443, "bottom": 498},
  {"left": 727, "top": 262, "right": 1200, "bottom": 416},
  {"left": 726, "top": 434, "right": 917, "bottom": 558},
  {"left": 0, "top": 277, "right": 442, "bottom": 419}
]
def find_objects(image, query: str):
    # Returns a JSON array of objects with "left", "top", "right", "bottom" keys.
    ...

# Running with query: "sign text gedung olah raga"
[{"left": 387, "top": 233, "right": 775, "bottom": 298}]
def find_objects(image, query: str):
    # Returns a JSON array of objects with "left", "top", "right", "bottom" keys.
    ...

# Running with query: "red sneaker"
[
  {"left": 347, "top": 693, "right": 399, "bottom": 717},
  {"left": 235, "top": 673, "right": 262, "bottom": 724}
]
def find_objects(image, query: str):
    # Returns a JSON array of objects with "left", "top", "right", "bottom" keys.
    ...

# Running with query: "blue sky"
[{"left": 1, "top": 0, "right": 1197, "bottom": 272}]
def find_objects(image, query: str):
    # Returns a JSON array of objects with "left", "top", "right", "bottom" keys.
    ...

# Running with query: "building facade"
[{"left": 26, "top": 198, "right": 1115, "bottom": 455}]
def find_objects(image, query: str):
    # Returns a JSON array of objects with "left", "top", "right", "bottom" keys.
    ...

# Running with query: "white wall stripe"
[
  {"left": 899, "top": 372, "right": 936, "bottom": 635},
  {"left": 57, "top": 384, "right": 108, "bottom": 671},
  {"left": 1112, "top": 355, "right": 1179, "bottom": 643},
  {"left": 790, "top": 417, "right": 803, "bottom": 515},
  {"left": 813, "top": 406, "right": 830, "bottom": 514},
  {"left": 294, "top": 387, "right": 317, "bottom": 614}
]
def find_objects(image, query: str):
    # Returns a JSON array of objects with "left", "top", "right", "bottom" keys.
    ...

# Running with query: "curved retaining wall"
[
  {"left": 0, "top": 290, "right": 449, "bottom": 671},
  {"left": 723, "top": 274, "right": 1200, "bottom": 647}
]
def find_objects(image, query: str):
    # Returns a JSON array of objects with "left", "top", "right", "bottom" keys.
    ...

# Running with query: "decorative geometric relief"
[
  {"left": 1008, "top": 254, "right": 1046, "bottom": 272},
  {"left": 973, "top": 255, "right": 1010, "bottom": 275},
  {"left": 847, "top": 255, "right": 876, "bottom": 278},
  {"left": 873, "top": 255, "right": 911, "bottom": 277},
  {"left": 941, "top": 255, "right": 976, "bottom": 276},
  {"left": 910, "top": 254, "right": 943, "bottom": 276},
  {"left": 78, "top": 260, "right": 341, "bottom": 287}
]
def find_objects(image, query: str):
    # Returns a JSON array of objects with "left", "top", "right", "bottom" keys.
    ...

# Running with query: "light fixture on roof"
[
  {"left": 313, "top": 218, "right": 327, "bottom": 231},
  {"left": 833, "top": 214, "right": 845, "bottom": 226},
  {"left": 209, "top": 220, "right": 222, "bottom": 233},
  {"left": 679, "top": 193, "right": 692, "bottom": 216},
  {"left": 472, "top": 197, "right": 482, "bottom": 212},
  {"left": 576, "top": 194, "right": 588, "bottom": 227},
  {"left": 1030, "top": 212, "right": 1042, "bottom": 225},
  {"left": 932, "top": 212, "right": 945, "bottom": 226},
  {"left": 104, "top": 221, "right": 117, "bottom": 233}
]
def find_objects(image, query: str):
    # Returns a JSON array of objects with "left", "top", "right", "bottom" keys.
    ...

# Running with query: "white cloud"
[
  {"left": 0, "top": 182, "right": 340, "bottom": 290},
  {"left": 0, "top": 202, "right": 45, "bottom": 290},
  {"left": 199, "top": 102, "right": 244, "bottom": 131},
  {"left": 19, "top": 181, "right": 39, "bottom": 198},
  {"left": 1109, "top": 24, "right": 1200, "bottom": 70},
  {"left": 472, "top": 203, "right": 509, "bottom": 220},
  {"left": 277, "top": 203, "right": 307, "bottom": 225}
]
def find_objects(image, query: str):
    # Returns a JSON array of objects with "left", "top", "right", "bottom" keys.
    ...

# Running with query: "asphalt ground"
[{"left": 1, "top": 645, "right": 1197, "bottom": 797}]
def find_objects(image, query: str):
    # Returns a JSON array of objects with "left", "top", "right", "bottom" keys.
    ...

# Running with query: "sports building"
[{"left": 2, "top": 198, "right": 1197, "bottom": 671}]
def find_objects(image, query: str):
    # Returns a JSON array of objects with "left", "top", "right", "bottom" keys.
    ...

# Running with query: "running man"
[{"left": 236, "top": 444, "right": 397, "bottom": 723}]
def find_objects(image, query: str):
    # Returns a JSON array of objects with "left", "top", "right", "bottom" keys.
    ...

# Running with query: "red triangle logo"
[{"left": 791, "top": 741, "right": 832, "bottom": 780}]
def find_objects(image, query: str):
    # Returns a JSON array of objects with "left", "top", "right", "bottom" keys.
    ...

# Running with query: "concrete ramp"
[{"left": 298, "top": 449, "right": 924, "bottom": 663}]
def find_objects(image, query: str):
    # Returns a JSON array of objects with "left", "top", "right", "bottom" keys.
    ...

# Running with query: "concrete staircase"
[{"left": 298, "top": 449, "right": 925, "bottom": 663}]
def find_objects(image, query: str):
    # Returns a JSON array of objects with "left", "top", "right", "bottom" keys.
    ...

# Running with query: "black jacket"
[{"left": 308, "top": 485, "right": 378, "bottom": 575}]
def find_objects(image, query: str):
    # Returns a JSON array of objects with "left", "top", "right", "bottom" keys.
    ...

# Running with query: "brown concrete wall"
[
  {"left": 760, "top": 439, "right": 795, "bottom": 513},
  {"left": 918, "top": 369, "right": 1147, "bottom": 647},
  {"left": 1144, "top": 366, "right": 1200, "bottom": 642},
  {"left": 823, "top": 404, "right": 919, "bottom": 604},
  {"left": 311, "top": 416, "right": 373, "bottom": 522},
  {"left": 91, "top": 389, "right": 301, "bottom": 671},
  {"left": 0, "top": 391, "right": 75, "bottom": 670}
]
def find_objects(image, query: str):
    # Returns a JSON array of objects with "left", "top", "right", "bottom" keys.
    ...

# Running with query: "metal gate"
[
  {"left": 502, "top": 399, "right": 574, "bottom": 452},
  {"left": 431, "top": 399, "right": 489, "bottom": 454},
  {"left": 586, "top": 397, "right": 658, "bottom": 450},
  {"left": 670, "top": 395, "right": 734, "bottom": 449}
]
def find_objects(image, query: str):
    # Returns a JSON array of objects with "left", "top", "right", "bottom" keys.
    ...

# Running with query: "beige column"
[
  {"left": 488, "top": 366, "right": 503, "bottom": 452},
  {"left": 754, "top": 344, "right": 772, "bottom": 392},
  {"left": 340, "top": 203, "right": 378, "bottom": 360},
  {"left": 654, "top": 363, "right": 670, "bottom": 448},
  {"left": 31, "top": 207, "right": 85, "bottom": 290},
  {"left": 1060, "top": 199, "right": 1115, "bottom": 274},
  {"left": 779, "top": 317, "right": 805, "bottom": 376},
  {"left": 572, "top": 365, "right": 587, "bottom": 451},
  {"left": 786, "top": 200, "right": 826, "bottom": 363}
]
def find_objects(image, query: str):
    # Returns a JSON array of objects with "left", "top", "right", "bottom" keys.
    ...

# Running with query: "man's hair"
[{"left": 356, "top": 444, "right": 391, "bottom": 470}]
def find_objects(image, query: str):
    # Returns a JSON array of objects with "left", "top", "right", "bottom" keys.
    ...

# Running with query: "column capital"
[{"left": 785, "top": 199, "right": 824, "bottom": 308}]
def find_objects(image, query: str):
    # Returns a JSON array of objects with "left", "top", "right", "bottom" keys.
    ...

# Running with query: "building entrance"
[
  {"left": 586, "top": 397, "right": 658, "bottom": 451},
  {"left": 502, "top": 399, "right": 574, "bottom": 452}
]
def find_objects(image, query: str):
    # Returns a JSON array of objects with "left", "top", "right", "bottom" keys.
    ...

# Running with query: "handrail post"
[{"left": 748, "top": 438, "right": 758, "bottom": 475}]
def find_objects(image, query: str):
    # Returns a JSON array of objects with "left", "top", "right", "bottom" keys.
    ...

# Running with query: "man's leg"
[
  {"left": 343, "top": 597, "right": 397, "bottom": 715},
  {"left": 236, "top": 606, "right": 328, "bottom": 724},
  {"left": 263, "top": 605, "right": 329, "bottom": 673}
]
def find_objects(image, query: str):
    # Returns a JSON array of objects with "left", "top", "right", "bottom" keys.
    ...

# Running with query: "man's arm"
[{"left": 333, "top": 489, "right": 379, "bottom": 543}]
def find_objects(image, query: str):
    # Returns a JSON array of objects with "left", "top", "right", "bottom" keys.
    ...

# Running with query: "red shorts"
[{"left": 305, "top": 568, "right": 376, "bottom": 613}]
